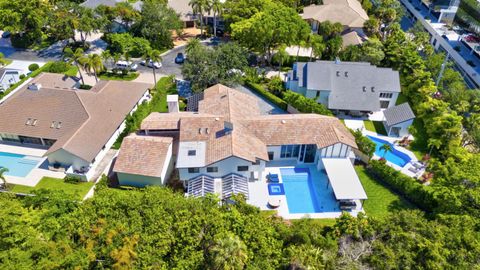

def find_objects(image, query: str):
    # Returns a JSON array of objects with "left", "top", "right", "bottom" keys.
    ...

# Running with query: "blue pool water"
[
  {"left": 367, "top": 136, "right": 411, "bottom": 167},
  {"left": 280, "top": 167, "right": 338, "bottom": 214},
  {"left": 0, "top": 152, "right": 40, "bottom": 177}
]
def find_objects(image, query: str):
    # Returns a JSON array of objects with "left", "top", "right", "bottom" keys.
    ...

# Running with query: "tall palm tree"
[
  {"left": 0, "top": 167, "right": 8, "bottom": 190},
  {"left": 210, "top": 0, "right": 222, "bottom": 37},
  {"left": 380, "top": 144, "right": 392, "bottom": 159},
  {"left": 84, "top": 54, "right": 104, "bottom": 82},
  {"left": 64, "top": 47, "right": 86, "bottom": 85},
  {"left": 143, "top": 49, "right": 162, "bottom": 87},
  {"left": 210, "top": 233, "right": 248, "bottom": 270},
  {"left": 101, "top": 50, "right": 112, "bottom": 70},
  {"left": 190, "top": 0, "right": 209, "bottom": 36}
]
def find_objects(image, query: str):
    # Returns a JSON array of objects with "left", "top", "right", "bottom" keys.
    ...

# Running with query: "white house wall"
[
  {"left": 117, "top": 172, "right": 163, "bottom": 187},
  {"left": 47, "top": 149, "right": 90, "bottom": 169},
  {"left": 179, "top": 156, "right": 264, "bottom": 181},
  {"left": 319, "top": 143, "right": 351, "bottom": 158},
  {"left": 159, "top": 143, "right": 174, "bottom": 184}
]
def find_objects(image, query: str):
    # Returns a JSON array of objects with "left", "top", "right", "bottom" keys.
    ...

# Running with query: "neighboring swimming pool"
[
  {"left": 280, "top": 166, "right": 338, "bottom": 214},
  {"left": 367, "top": 136, "right": 411, "bottom": 167},
  {"left": 0, "top": 152, "right": 41, "bottom": 177}
]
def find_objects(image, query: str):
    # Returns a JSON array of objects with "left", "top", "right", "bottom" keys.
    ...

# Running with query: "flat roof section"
[{"left": 322, "top": 158, "right": 367, "bottom": 200}]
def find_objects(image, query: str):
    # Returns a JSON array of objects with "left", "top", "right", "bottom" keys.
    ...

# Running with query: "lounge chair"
[
  {"left": 408, "top": 166, "right": 419, "bottom": 173},
  {"left": 268, "top": 173, "right": 279, "bottom": 183}
]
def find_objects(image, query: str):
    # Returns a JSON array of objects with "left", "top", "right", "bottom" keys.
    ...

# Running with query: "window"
[
  {"left": 268, "top": 152, "right": 274, "bottom": 160},
  {"left": 380, "top": 100, "right": 390, "bottom": 109},
  {"left": 280, "top": 145, "right": 300, "bottom": 158},
  {"left": 237, "top": 166, "right": 249, "bottom": 172},
  {"left": 188, "top": 168, "right": 199, "bottom": 173},
  {"left": 380, "top": 92, "right": 393, "bottom": 98},
  {"left": 315, "top": 91, "right": 320, "bottom": 98},
  {"left": 207, "top": 167, "right": 218, "bottom": 173},
  {"left": 187, "top": 150, "right": 196, "bottom": 156}
]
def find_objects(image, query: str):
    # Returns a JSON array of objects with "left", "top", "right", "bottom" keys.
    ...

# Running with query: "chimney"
[
  {"left": 167, "top": 94, "right": 179, "bottom": 113},
  {"left": 28, "top": 83, "right": 41, "bottom": 91}
]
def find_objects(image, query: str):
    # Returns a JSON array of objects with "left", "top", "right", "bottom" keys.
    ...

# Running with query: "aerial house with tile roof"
[
  {"left": 286, "top": 60, "right": 402, "bottom": 117},
  {"left": 129, "top": 84, "right": 367, "bottom": 216},
  {"left": 0, "top": 73, "right": 150, "bottom": 181}
]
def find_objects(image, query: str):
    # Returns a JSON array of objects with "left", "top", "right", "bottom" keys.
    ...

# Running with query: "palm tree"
[
  {"left": 210, "top": 0, "right": 222, "bottom": 37},
  {"left": 143, "top": 49, "right": 162, "bottom": 87},
  {"left": 101, "top": 50, "right": 112, "bottom": 70},
  {"left": 190, "top": 0, "right": 209, "bottom": 36},
  {"left": 84, "top": 54, "right": 104, "bottom": 82},
  {"left": 210, "top": 233, "right": 248, "bottom": 270},
  {"left": 273, "top": 45, "right": 289, "bottom": 76},
  {"left": 64, "top": 47, "right": 86, "bottom": 85},
  {"left": 0, "top": 167, "right": 9, "bottom": 190},
  {"left": 186, "top": 38, "right": 201, "bottom": 55},
  {"left": 379, "top": 144, "right": 392, "bottom": 158}
]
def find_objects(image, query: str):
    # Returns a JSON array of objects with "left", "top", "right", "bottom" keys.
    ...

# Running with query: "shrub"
[
  {"left": 366, "top": 160, "right": 438, "bottom": 212},
  {"left": 11, "top": 33, "right": 35, "bottom": 48},
  {"left": 47, "top": 61, "right": 71, "bottom": 74},
  {"left": 28, "top": 63, "right": 39, "bottom": 72},
  {"left": 267, "top": 76, "right": 285, "bottom": 96},
  {"left": 283, "top": 91, "right": 333, "bottom": 116},
  {"left": 351, "top": 129, "right": 375, "bottom": 158},
  {"left": 245, "top": 81, "right": 288, "bottom": 110},
  {"left": 19, "top": 74, "right": 26, "bottom": 80},
  {"left": 64, "top": 176, "right": 81, "bottom": 184}
]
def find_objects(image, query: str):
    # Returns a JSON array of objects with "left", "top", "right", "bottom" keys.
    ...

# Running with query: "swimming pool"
[
  {"left": 0, "top": 152, "right": 41, "bottom": 177},
  {"left": 280, "top": 167, "right": 338, "bottom": 214},
  {"left": 367, "top": 136, "right": 411, "bottom": 167}
]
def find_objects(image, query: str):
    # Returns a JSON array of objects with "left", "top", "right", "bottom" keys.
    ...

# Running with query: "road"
[{"left": 135, "top": 46, "right": 185, "bottom": 79}]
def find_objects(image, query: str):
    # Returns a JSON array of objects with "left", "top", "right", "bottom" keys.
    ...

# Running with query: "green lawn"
[
  {"left": 11, "top": 177, "right": 94, "bottom": 200},
  {"left": 355, "top": 166, "right": 415, "bottom": 218},
  {"left": 64, "top": 66, "right": 79, "bottom": 77},
  {"left": 98, "top": 71, "right": 139, "bottom": 81},
  {"left": 395, "top": 92, "right": 409, "bottom": 105},
  {"left": 364, "top": 120, "right": 387, "bottom": 135}
]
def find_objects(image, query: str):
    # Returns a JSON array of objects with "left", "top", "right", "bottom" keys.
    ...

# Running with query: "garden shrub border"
[{"left": 245, "top": 81, "right": 288, "bottom": 110}]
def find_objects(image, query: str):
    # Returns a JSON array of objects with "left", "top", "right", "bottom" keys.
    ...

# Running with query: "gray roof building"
[
  {"left": 290, "top": 60, "right": 401, "bottom": 112},
  {"left": 383, "top": 103, "right": 415, "bottom": 126}
]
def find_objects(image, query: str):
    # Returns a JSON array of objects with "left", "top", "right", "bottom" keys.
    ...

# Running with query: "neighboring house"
[
  {"left": 168, "top": 0, "right": 197, "bottom": 28},
  {"left": 382, "top": 103, "right": 415, "bottom": 137},
  {"left": 0, "top": 73, "right": 151, "bottom": 181},
  {"left": 81, "top": 0, "right": 141, "bottom": 10},
  {"left": 114, "top": 135, "right": 174, "bottom": 187},
  {"left": 286, "top": 60, "right": 401, "bottom": 116},
  {"left": 301, "top": 0, "right": 369, "bottom": 46},
  {"left": 0, "top": 68, "right": 21, "bottom": 92},
  {"left": 134, "top": 84, "right": 366, "bottom": 205}
]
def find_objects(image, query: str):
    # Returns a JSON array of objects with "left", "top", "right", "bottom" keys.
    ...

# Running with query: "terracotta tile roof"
[
  {"left": 302, "top": 0, "right": 369, "bottom": 29},
  {"left": 199, "top": 84, "right": 261, "bottom": 121},
  {"left": 0, "top": 73, "right": 150, "bottom": 162},
  {"left": 240, "top": 114, "right": 356, "bottom": 149},
  {"left": 140, "top": 84, "right": 355, "bottom": 165},
  {"left": 114, "top": 135, "right": 173, "bottom": 178}
]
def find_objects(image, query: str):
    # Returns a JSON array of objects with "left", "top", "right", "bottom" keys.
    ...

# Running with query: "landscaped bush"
[
  {"left": 245, "top": 81, "right": 288, "bottom": 110},
  {"left": 366, "top": 160, "right": 438, "bottom": 212},
  {"left": 267, "top": 76, "right": 285, "bottom": 96},
  {"left": 28, "top": 63, "right": 39, "bottom": 72},
  {"left": 351, "top": 129, "right": 375, "bottom": 158},
  {"left": 64, "top": 176, "right": 81, "bottom": 184},
  {"left": 79, "top": 84, "right": 92, "bottom": 90},
  {"left": 11, "top": 33, "right": 35, "bottom": 48},
  {"left": 46, "top": 61, "right": 71, "bottom": 74},
  {"left": 106, "top": 33, "right": 151, "bottom": 57},
  {"left": 283, "top": 90, "right": 333, "bottom": 116},
  {"left": 19, "top": 74, "right": 26, "bottom": 80}
]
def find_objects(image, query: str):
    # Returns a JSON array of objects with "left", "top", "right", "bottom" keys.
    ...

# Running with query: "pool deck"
[
  {"left": 0, "top": 143, "right": 65, "bottom": 187},
  {"left": 247, "top": 161, "right": 364, "bottom": 219},
  {"left": 362, "top": 131, "right": 425, "bottom": 178}
]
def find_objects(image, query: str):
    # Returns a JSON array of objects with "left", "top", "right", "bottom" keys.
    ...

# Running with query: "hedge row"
[
  {"left": 366, "top": 160, "right": 438, "bottom": 212},
  {"left": 283, "top": 90, "right": 333, "bottom": 116},
  {"left": 245, "top": 81, "right": 288, "bottom": 110}
]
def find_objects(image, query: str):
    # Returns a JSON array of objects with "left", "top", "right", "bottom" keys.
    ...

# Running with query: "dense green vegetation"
[
  {"left": 283, "top": 91, "right": 333, "bottom": 115},
  {"left": 0, "top": 179, "right": 478, "bottom": 269},
  {"left": 244, "top": 81, "right": 288, "bottom": 110},
  {"left": 363, "top": 120, "right": 387, "bottom": 135},
  {"left": 11, "top": 177, "right": 94, "bottom": 201}
]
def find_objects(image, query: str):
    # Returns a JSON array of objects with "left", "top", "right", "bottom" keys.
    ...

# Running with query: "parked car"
[
  {"left": 175, "top": 53, "right": 185, "bottom": 64},
  {"left": 1, "top": 31, "right": 11, "bottom": 38},
  {"left": 115, "top": 61, "right": 137, "bottom": 71},
  {"left": 140, "top": 60, "right": 162, "bottom": 69}
]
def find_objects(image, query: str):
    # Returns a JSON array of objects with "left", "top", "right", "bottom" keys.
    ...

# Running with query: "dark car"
[
  {"left": 175, "top": 53, "right": 185, "bottom": 64},
  {"left": 1, "top": 31, "right": 11, "bottom": 38}
]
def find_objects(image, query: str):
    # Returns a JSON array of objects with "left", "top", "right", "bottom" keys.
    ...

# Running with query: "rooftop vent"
[
  {"left": 25, "top": 118, "right": 32, "bottom": 125},
  {"left": 56, "top": 122, "right": 62, "bottom": 129},
  {"left": 281, "top": 120, "right": 287, "bottom": 124},
  {"left": 32, "top": 119, "right": 37, "bottom": 126},
  {"left": 344, "top": 71, "right": 348, "bottom": 77},
  {"left": 50, "top": 121, "right": 55, "bottom": 128},
  {"left": 336, "top": 71, "right": 340, "bottom": 77},
  {"left": 371, "top": 87, "right": 375, "bottom": 93},
  {"left": 362, "top": 86, "right": 366, "bottom": 92},
  {"left": 27, "top": 83, "right": 41, "bottom": 91}
]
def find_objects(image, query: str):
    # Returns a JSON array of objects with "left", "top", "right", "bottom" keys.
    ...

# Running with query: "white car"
[
  {"left": 115, "top": 61, "right": 138, "bottom": 71},
  {"left": 140, "top": 60, "right": 162, "bottom": 69}
]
